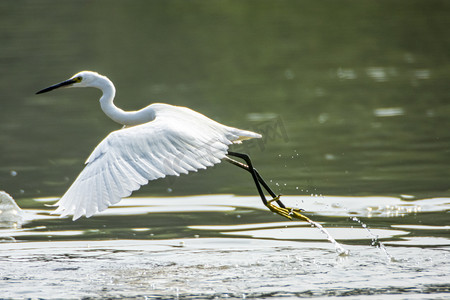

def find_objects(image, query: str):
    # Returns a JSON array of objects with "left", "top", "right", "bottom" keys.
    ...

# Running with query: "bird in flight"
[{"left": 36, "top": 71, "right": 306, "bottom": 221}]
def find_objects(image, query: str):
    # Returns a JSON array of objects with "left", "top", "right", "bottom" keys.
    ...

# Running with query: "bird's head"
[{"left": 36, "top": 71, "right": 106, "bottom": 94}]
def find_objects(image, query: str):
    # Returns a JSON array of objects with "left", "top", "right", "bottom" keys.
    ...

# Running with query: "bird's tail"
[{"left": 228, "top": 128, "right": 262, "bottom": 144}]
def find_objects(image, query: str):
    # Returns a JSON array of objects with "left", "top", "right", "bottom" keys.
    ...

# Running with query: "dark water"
[{"left": 0, "top": 1, "right": 449, "bottom": 299}]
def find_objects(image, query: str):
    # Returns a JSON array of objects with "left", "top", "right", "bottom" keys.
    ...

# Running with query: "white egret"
[{"left": 36, "top": 71, "right": 306, "bottom": 221}]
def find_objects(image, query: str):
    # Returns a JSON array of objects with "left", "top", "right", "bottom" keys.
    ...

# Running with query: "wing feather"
[{"left": 54, "top": 104, "right": 261, "bottom": 220}]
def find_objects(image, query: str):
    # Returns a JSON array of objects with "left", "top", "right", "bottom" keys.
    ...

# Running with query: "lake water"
[{"left": 1, "top": 1, "right": 449, "bottom": 299}]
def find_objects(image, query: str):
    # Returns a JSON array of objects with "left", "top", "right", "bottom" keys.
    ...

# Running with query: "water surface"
[
  {"left": 0, "top": 1, "right": 449, "bottom": 298},
  {"left": 1, "top": 195, "right": 449, "bottom": 299}
]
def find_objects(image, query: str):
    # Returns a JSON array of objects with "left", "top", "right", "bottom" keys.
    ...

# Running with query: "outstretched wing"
[{"left": 54, "top": 105, "right": 261, "bottom": 220}]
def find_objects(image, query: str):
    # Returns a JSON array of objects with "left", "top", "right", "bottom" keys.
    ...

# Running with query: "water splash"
[
  {"left": 281, "top": 198, "right": 349, "bottom": 256},
  {"left": 351, "top": 217, "right": 395, "bottom": 262},
  {"left": 0, "top": 191, "right": 23, "bottom": 228},
  {"left": 285, "top": 194, "right": 348, "bottom": 256},
  {"left": 305, "top": 217, "right": 349, "bottom": 256}
]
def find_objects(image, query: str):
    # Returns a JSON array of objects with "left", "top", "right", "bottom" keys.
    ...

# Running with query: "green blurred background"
[{"left": 1, "top": 0, "right": 449, "bottom": 202}]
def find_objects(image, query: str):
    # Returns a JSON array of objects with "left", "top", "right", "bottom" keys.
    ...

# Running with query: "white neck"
[{"left": 96, "top": 76, "right": 155, "bottom": 126}]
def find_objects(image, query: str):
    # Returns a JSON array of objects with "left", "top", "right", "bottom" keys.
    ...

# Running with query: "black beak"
[{"left": 36, "top": 78, "right": 77, "bottom": 94}]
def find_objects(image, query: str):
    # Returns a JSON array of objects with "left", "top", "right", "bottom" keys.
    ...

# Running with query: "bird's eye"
[{"left": 74, "top": 76, "right": 82, "bottom": 83}]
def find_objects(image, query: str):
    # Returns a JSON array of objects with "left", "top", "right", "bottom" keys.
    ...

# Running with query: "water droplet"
[{"left": 10, "top": 170, "right": 17, "bottom": 177}]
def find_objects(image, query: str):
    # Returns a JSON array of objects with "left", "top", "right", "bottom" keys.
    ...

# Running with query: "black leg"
[
  {"left": 226, "top": 151, "right": 285, "bottom": 208},
  {"left": 225, "top": 151, "right": 309, "bottom": 221}
]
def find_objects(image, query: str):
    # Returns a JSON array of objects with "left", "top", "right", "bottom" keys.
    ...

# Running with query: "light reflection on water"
[
  {"left": 0, "top": 194, "right": 449, "bottom": 299},
  {"left": 8, "top": 194, "right": 448, "bottom": 246}
]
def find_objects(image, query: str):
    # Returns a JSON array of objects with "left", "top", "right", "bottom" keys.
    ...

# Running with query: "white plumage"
[{"left": 36, "top": 71, "right": 261, "bottom": 220}]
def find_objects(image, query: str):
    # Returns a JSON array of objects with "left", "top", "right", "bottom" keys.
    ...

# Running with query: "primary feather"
[{"left": 54, "top": 103, "right": 261, "bottom": 220}]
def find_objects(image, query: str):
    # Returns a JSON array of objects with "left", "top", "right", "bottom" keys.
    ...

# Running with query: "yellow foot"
[{"left": 266, "top": 196, "right": 310, "bottom": 222}]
